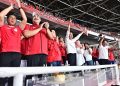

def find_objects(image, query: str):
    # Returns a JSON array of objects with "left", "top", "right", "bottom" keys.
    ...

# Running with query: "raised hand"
[
  {"left": 41, "top": 22, "right": 45, "bottom": 25},
  {"left": 83, "top": 27, "right": 88, "bottom": 36},
  {"left": 114, "top": 37, "right": 117, "bottom": 41},
  {"left": 44, "top": 22, "right": 49, "bottom": 29},
  {"left": 10, "top": 3, "right": 14, "bottom": 9},
  {"left": 16, "top": 0, "right": 21, "bottom": 8},
  {"left": 102, "top": 36, "right": 105, "bottom": 39},
  {"left": 69, "top": 18, "right": 72, "bottom": 23}
]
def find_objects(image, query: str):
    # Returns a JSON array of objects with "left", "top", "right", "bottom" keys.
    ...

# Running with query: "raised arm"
[
  {"left": 99, "top": 36, "right": 105, "bottom": 46},
  {"left": 88, "top": 48, "right": 92, "bottom": 55},
  {"left": 72, "top": 32, "right": 84, "bottom": 42},
  {"left": 112, "top": 38, "right": 118, "bottom": 47},
  {"left": 44, "top": 22, "right": 53, "bottom": 39},
  {"left": 23, "top": 23, "right": 44, "bottom": 38},
  {"left": 17, "top": 0, "right": 27, "bottom": 30},
  {"left": 65, "top": 20, "right": 71, "bottom": 39},
  {"left": 0, "top": 4, "right": 13, "bottom": 27},
  {"left": 109, "top": 39, "right": 118, "bottom": 49},
  {"left": 72, "top": 28, "right": 87, "bottom": 42}
]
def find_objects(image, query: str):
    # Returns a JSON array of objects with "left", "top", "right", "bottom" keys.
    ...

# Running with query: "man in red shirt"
[
  {"left": 22, "top": 13, "right": 53, "bottom": 66},
  {"left": 21, "top": 13, "right": 53, "bottom": 83},
  {"left": 0, "top": 0, "right": 27, "bottom": 86},
  {"left": 59, "top": 37, "right": 67, "bottom": 65}
]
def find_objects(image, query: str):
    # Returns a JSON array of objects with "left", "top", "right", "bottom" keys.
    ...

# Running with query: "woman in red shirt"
[
  {"left": 47, "top": 30, "right": 62, "bottom": 66},
  {"left": 92, "top": 46, "right": 99, "bottom": 65},
  {"left": 108, "top": 48, "right": 115, "bottom": 64},
  {"left": 59, "top": 37, "right": 67, "bottom": 65}
]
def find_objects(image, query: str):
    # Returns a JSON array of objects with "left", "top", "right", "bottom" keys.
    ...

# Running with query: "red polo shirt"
[
  {"left": 92, "top": 48, "right": 99, "bottom": 58},
  {"left": 47, "top": 39, "right": 61, "bottom": 63},
  {"left": 0, "top": 25, "right": 22, "bottom": 52},
  {"left": 21, "top": 24, "right": 48, "bottom": 55},
  {"left": 59, "top": 42, "right": 66, "bottom": 57},
  {"left": 108, "top": 48, "right": 115, "bottom": 61}
]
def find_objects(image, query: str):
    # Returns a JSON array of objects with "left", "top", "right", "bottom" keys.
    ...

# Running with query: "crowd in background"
[{"left": 0, "top": 0, "right": 118, "bottom": 86}]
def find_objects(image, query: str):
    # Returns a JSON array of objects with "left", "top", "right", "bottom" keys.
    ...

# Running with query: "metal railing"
[{"left": 0, "top": 64, "right": 119, "bottom": 86}]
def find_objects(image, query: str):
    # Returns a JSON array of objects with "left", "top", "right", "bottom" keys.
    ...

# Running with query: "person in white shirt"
[
  {"left": 75, "top": 40, "right": 85, "bottom": 66},
  {"left": 98, "top": 36, "right": 110, "bottom": 65},
  {"left": 84, "top": 43, "right": 93, "bottom": 65},
  {"left": 65, "top": 19, "right": 87, "bottom": 66}
]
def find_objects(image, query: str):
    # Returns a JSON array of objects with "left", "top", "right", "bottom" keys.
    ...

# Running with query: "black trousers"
[
  {"left": 92, "top": 57, "right": 98, "bottom": 65},
  {"left": 62, "top": 56, "right": 67, "bottom": 65},
  {"left": 0, "top": 52, "right": 21, "bottom": 86},
  {"left": 24, "top": 54, "right": 47, "bottom": 84},
  {"left": 67, "top": 53, "right": 76, "bottom": 66},
  {"left": 23, "top": 54, "right": 47, "bottom": 67},
  {"left": 98, "top": 59, "right": 110, "bottom": 65}
]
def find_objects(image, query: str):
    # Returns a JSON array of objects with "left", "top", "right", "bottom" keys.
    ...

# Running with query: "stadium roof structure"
[{"left": 27, "top": 0, "right": 120, "bottom": 33}]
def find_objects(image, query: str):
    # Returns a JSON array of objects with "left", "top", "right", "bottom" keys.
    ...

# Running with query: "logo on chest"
[
  {"left": 33, "top": 27, "right": 37, "bottom": 29},
  {"left": 14, "top": 28, "right": 18, "bottom": 32},
  {"left": 7, "top": 26, "right": 18, "bottom": 32}
]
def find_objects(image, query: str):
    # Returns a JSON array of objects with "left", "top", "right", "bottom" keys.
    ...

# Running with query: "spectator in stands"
[
  {"left": 21, "top": 12, "right": 53, "bottom": 84},
  {"left": 84, "top": 43, "right": 93, "bottom": 65},
  {"left": 59, "top": 37, "right": 67, "bottom": 65},
  {"left": 21, "top": 14, "right": 53, "bottom": 67},
  {"left": 92, "top": 46, "right": 99, "bottom": 65},
  {"left": 65, "top": 19, "right": 87, "bottom": 66},
  {"left": 0, "top": 0, "right": 27, "bottom": 86},
  {"left": 75, "top": 40, "right": 85, "bottom": 66},
  {"left": 98, "top": 36, "right": 110, "bottom": 65},
  {"left": 108, "top": 48, "right": 116, "bottom": 64},
  {"left": 47, "top": 30, "right": 62, "bottom": 66}
]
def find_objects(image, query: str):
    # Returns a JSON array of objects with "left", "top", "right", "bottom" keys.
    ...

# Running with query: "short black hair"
[
  {"left": 7, "top": 12, "right": 16, "bottom": 19},
  {"left": 84, "top": 42, "right": 89, "bottom": 45},
  {"left": 59, "top": 36, "right": 63, "bottom": 39}
]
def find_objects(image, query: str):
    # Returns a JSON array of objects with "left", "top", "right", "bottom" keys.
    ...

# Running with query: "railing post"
[
  {"left": 13, "top": 74, "right": 24, "bottom": 86},
  {"left": 82, "top": 77, "right": 85, "bottom": 86},
  {"left": 115, "top": 64, "right": 120, "bottom": 85},
  {"left": 97, "top": 69, "right": 107, "bottom": 86}
]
